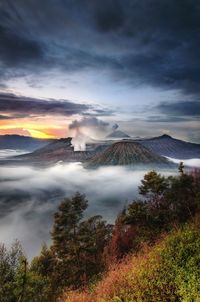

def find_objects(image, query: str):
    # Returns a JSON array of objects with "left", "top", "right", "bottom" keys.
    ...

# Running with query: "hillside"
[
  {"left": 138, "top": 134, "right": 200, "bottom": 159},
  {"left": 0, "top": 134, "right": 55, "bottom": 151},
  {"left": 87, "top": 141, "right": 170, "bottom": 167},
  {"left": 64, "top": 216, "right": 200, "bottom": 302}
]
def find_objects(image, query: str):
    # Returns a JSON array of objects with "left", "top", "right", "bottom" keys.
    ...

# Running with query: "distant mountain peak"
[
  {"left": 160, "top": 134, "right": 172, "bottom": 139},
  {"left": 139, "top": 134, "right": 200, "bottom": 159},
  {"left": 106, "top": 130, "right": 130, "bottom": 139}
]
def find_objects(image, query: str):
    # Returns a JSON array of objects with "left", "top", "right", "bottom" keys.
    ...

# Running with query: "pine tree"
[
  {"left": 139, "top": 170, "right": 168, "bottom": 199},
  {"left": 77, "top": 215, "right": 112, "bottom": 281},
  {"left": 51, "top": 192, "right": 88, "bottom": 260},
  {"left": 51, "top": 192, "right": 112, "bottom": 287}
]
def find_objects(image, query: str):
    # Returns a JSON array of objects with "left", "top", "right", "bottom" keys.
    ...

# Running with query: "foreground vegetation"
[
  {"left": 0, "top": 164, "right": 200, "bottom": 301},
  {"left": 63, "top": 216, "right": 200, "bottom": 302}
]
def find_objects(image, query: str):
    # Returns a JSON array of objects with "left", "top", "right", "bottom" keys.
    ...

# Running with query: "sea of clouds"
[{"left": 1, "top": 150, "right": 199, "bottom": 259}]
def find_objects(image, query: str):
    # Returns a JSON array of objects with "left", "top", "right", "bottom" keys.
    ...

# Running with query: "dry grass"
[
  {"left": 61, "top": 215, "right": 200, "bottom": 302},
  {"left": 61, "top": 244, "right": 162, "bottom": 302}
]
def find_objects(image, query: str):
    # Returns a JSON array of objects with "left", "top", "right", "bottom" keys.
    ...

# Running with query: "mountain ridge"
[
  {"left": 0, "top": 134, "right": 56, "bottom": 151},
  {"left": 136, "top": 134, "right": 200, "bottom": 159},
  {"left": 2, "top": 134, "right": 200, "bottom": 166}
]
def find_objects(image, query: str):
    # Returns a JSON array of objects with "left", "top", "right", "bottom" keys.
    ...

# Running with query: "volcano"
[
  {"left": 16, "top": 138, "right": 92, "bottom": 163},
  {"left": 87, "top": 141, "right": 170, "bottom": 167},
  {"left": 106, "top": 130, "right": 130, "bottom": 139},
  {"left": 15, "top": 138, "right": 108, "bottom": 164}
]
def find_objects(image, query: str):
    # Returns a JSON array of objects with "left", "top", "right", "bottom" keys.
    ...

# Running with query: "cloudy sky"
[{"left": 0, "top": 0, "right": 199, "bottom": 141}]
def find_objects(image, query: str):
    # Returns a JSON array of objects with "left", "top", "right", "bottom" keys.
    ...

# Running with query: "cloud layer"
[
  {"left": 0, "top": 92, "right": 112, "bottom": 118},
  {"left": 157, "top": 100, "right": 200, "bottom": 118},
  {"left": 0, "top": 162, "right": 153, "bottom": 258},
  {"left": 69, "top": 117, "right": 109, "bottom": 130}
]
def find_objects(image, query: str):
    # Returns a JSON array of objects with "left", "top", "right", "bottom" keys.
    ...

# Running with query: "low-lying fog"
[
  {"left": 0, "top": 150, "right": 198, "bottom": 259},
  {"left": 0, "top": 149, "right": 27, "bottom": 159},
  {"left": 166, "top": 157, "right": 200, "bottom": 168}
]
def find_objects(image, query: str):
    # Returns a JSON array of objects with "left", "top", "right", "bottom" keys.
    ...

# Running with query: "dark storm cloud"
[
  {"left": 142, "top": 100, "right": 200, "bottom": 123},
  {"left": 157, "top": 100, "right": 200, "bottom": 117},
  {"left": 94, "top": 0, "right": 125, "bottom": 32},
  {"left": 69, "top": 117, "right": 109, "bottom": 129},
  {"left": 0, "top": 0, "right": 200, "bottom": 98},
  {"left": 0, "top": 92, "right": 113, "bottom": 118},
  {"left": 0, "top": 92, "right": 90, "bottom": 117},
  {"left": 0, "top": 24, "right": 43, "bottom": 65}
]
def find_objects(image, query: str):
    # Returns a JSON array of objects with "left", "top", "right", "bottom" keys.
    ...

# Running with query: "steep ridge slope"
[{"left": 137, "top": 134, "right": 200, "bottom": 159}]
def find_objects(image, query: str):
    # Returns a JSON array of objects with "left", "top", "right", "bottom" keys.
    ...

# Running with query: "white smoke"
[
  {"left": 69, "top": 117, "right": 110, "bottom": 146},
  {"left": 71, "top": 131, "right": 87, "bottom": 151}
]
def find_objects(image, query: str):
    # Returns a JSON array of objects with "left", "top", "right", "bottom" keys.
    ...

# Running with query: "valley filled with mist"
[
  {"left": 1, "top": 147, "right": 200, "bottom": 259},
  {"left": 0, "top": 158, "right": 174, "bottom": 258}
]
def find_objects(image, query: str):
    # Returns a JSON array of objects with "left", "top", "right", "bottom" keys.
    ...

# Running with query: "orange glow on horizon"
[
  {"left": 0, "top": 120, "right": 68, "bottom": 139},
  {"left": 25, "top": 129, "right": 56, "bottom": 139},
  {"left": 0, "top": 115, "right": 71, "bottom": 138}
]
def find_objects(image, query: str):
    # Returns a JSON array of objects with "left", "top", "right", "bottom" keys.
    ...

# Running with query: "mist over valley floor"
[{"left": 0, "top": 156, "right": 180, "bottom": 258}]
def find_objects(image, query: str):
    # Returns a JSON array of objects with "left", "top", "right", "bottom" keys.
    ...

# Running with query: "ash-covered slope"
[
  {"left": 137, "top": 135, "right": 200, "bottom": 159},
  {"left": 87, "top": 141, "right": 170, "bottom": 167}
]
